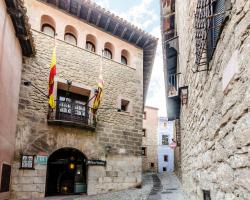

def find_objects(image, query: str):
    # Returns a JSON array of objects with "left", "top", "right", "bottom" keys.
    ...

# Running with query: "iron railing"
[
  {"left": 47, "top": 100, "right": 96, "bottom": 129},
  {"left": 168, "top": 73, "right": 178, "bottom": 97}
]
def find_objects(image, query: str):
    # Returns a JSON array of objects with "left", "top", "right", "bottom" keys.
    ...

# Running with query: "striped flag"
[
  {"left": 48, "top": 47, "right": 56, "bottom": 109},
  {"left": 92, "top": 76, "right": 104, "bottom": 113}
]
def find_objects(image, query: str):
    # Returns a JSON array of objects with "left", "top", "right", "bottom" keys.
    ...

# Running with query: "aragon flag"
[
  {"left": 48, "top": 47, "right": 56, "bottom": 109},
  {"left": 92, "top": 77, "right": 104, "bottom": 113}
]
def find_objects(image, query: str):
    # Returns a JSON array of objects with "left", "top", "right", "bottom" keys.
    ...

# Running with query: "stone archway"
[{"left": 45, "top": 147, "right": 87, "bottom": 196}]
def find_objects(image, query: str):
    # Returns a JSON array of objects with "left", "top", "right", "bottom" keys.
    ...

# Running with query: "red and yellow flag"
[
  {"left": 92, "top": 77, "right": 104, "bottom": 113},
  {"left": 48, "top": 47, "right": 56, "bottom": 109}
]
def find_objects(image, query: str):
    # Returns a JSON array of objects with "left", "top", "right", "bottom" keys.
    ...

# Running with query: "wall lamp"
[{"left": 23, "top": 80, "right": 48, "bottom": 99}]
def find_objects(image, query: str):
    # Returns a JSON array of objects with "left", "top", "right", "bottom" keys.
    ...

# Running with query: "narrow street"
[{"left": 38, "top": 173, "right": 185, "bottom": 200}]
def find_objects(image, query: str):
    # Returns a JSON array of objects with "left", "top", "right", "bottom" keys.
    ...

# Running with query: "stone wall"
[
  {"left": 11, "top": 30, "right": 144, "bottom": 199},
  {"left": 142, "top": 106, "right": 158, "bottom": 172},
  {"left": 175, "top": 0, "right": 250, "bottom": 199}
]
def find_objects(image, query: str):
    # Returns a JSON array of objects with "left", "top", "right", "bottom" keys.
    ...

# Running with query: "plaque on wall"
[
  {"left": 20, "top": 155, "right": 35, "bottom": 169},
  {"left": 36, "top": 155, "right": 48, "bottom": 165},
  {"left": 87, "top": 160, "right": 106, "bottom": 166}
]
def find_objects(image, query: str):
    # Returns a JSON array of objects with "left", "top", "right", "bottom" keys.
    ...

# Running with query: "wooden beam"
[
  {"left": 77, "top": 3, "right": 81, "bottom": 17},
  {"left": 128, "top": 31, "right": 135, "bottom": 42},
  {"left": 135, "top": 35, "right": 143, "bottom": 45},
  {"left": 142, "top": 39, "right": 149, "bottom": 47},
  {"left": 16, "top": 34, "right": 29, "bottom": 40},
  {"left": 96, "top": 13, "right": 102, "bottom": 26},
  {"left": 67, "top": 0, "right": 71, "bottom": 11},
  {"left": 121, "top": 27, "right": 127, "bottom": 38},
  {"left": 87, "top": 8, "right": 92, "bottom": 21},
  {"left": 55, "top": 0, "right": 59, "bottom": 7},
  {"left": 112, "top": 23, "right": 119, "bottom": 34},
  {"left": 105, "top": 17, "right": 111, "bottom": 30}
]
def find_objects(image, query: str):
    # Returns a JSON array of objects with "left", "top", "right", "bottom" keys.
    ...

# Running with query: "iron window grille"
[
  {"left": 86, "top": 41, "right": 95, "bottom": 52},
  {"left": 162, "top": 135, "right": 169, "bottom": 145}
]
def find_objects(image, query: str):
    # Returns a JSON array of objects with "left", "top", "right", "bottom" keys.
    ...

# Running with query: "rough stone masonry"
[
  {"left": 10, "top": 29, "right": 145, "bottom": 199},
  {"left": 175, "top": 0, "right": 250, "bottom": 199}
]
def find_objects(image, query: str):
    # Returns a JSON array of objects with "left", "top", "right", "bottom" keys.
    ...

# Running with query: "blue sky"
[{"left": 92, "top": 0, "right": 166, "bottom": 116}]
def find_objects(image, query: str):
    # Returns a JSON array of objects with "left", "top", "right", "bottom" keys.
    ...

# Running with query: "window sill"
[{"left": 118, "top": 111, "right": 133, "bottom": 117}]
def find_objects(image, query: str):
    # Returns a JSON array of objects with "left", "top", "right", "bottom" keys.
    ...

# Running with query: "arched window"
[
  {"left": 86, "top": 34, "right": 97, "bottom": 52},
  {"left": 104, "top": 48, "right": 112, "bottom": 59},
  {"left": 64, "top": 25, "right": 78, "bottom": 45},
  {"left": 64, "top": 33, "right": 77, "bottom": 45},
  {"left": 41, "top": 24, "right": 55, "bottom": 37},
  {"left": 121, "top": 49, "right": 130, "bottom": 65},
  {"left": 86, "top": 41, "right": 95, "bottom": 52},
  {"left": 104, "top": 42, "right": 114, "bottom": 59},
  {"left": 121, "top": 56, "right": 127, "bottom": 65},
  {"left": 41, "top": 15, "right": 56, "bottom": 37}
]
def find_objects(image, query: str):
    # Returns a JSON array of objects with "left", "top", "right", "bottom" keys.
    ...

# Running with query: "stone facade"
[
  {"left": 9, "top": 0, "right": 156, "bottom": 198},
  {"left": 163, "top": 0, "right": 250, "bottom": 199},
  {"left": 142, "top": 106, "right": 158, "bottom": 172}
]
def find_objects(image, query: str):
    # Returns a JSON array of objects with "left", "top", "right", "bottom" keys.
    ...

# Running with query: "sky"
[{"left": 92, "top": 0, "right": 167, "bottom": 117}]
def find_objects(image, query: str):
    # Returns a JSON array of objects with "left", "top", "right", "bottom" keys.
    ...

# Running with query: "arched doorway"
[{"left": 45, "top": 148, "right": 87, "bottom": 196}]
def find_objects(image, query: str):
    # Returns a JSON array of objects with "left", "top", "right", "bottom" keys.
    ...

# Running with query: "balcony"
[{"left": 47, "top": 100, "right": 96, "bottom": 130}]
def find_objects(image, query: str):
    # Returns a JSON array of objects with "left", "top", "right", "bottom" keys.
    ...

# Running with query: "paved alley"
[{"left": 37, "top": 173, "right": 185, "bottom": 200}]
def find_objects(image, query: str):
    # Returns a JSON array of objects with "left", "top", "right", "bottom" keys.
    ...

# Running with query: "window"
[
  {"left": 120, "top": 99, "right": 130, "bottom": 112},
  {"left": 141, "top": 147, "right": 146, "bottom": 156},
  {"left": 164, "top": 155, "right": 168, "bottom": 162},
  {"left": 41, "top": 24, "right": 55, "bottom": 37},
  {"left": 86, "top": 41, "right": 95, "bottom": 52},
  {"left": 195, "top": 0, "right": 226, "bottom": 65},
  {"left": 104, "top": 48, "right": 112, "bottom": 59},
  {"left": 162, "top": 135, "right": 169, "bottom": 145},
  {"left": 163, "top": 167, "right": 167, "bottom": 171},
  {"left": 56, "top": 90, "right": 89, "bottom": 123},
  {"left": 64, "top": 33, "right": 77, "bottom": 45},
  {"left": 143, "top": 111, "right": 146, "bottom": 119},
  {"left": 142, "top": 129, "right": 146, "bottom": 137},
  {"left": 121, "top": 56, "right": 127, "bottom": 65},
  {"left": 163, "top": 122, "right": 167, "bottom": 127},
  {"left": 151, "top": 163, "right": 154, "bottom": 168},
  {"left": 0, "top": 164, "right": 11, "bottom": 192},
  {"left": 203, "top": 190, "right": 211, "bottom": 200}
]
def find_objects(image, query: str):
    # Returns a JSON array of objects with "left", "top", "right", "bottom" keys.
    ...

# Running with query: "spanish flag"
[
  {"left": 92, "top": 76, "right": 104, "bottom": 114},
  {"left": 48, "top": 47, "right": 56, "bottom": 109}
]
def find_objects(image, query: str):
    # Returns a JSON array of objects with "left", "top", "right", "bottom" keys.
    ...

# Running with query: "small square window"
[
  {"left": 163, "top": 122, "right": 167, "bottom": 127},
  {"left": 143, "top": 111, "right": 146, "bottom": 119},
  {"left": 164, "top": 155, "right": 168, "bottom": 162},
  {"left": 0, "top": 164, "right": 11, "bottom": 192},
  {"left": 162, "top": 135, "right": 169, "bottom": 145},
  {"left": 121, "top": 99, "right": 130, "bottom": 112},
  {"left": 203, "top": 190, "right": 211, "bottom": 200},
  {"left": 141, "top": 147, "right": 146, "bottom": 156},
  {"left": 151, "top": 163, "right": 154, "bottom": 168},
  {"left": 142, "top": 129, "right": 146, "bottom": 137},
  {"left": 163, "top": 167, "right": 167, "bottom": 171}
]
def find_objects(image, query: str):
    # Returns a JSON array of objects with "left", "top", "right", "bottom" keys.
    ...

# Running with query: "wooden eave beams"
[
  {"left": 112, "top": 23, "right": 119, "bottom": 34},
  {"left": 128, "top": 31, "right": 135, "bottom": 42},
  {"left": 105, "top": 17, "right": 111, "bottom": 30},
  {"left": 87, "top": 7, "right": 92, "bottom": 21},
  {"left": 121, "top": 27, "right": 127, "bottom": 38},
  {"left": 96, "top": 13, "right": 102, "bottom": 26}
]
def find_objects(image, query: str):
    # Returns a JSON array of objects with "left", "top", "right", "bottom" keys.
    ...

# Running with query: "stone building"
[
  {"left": 157, "top": 117, "right": 174, "bottom": 173},
  {"left": 142, "top": 106, "right": 158, "bottom": 172},
  {"left": 0, "top": 1, "right": 34, "bottom": 199},
  {"left": 161, "top": 0, "right": 250, "bottom": 199},
  {"left": 9, "top": 0, "right": 157, "bottom": 199}
]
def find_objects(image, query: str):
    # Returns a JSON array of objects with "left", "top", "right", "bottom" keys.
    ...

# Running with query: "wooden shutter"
[{"left": 0, "top": 164, "right": 11, "bottom": 192}]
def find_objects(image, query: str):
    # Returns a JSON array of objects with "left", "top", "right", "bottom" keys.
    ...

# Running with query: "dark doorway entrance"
[{"left": 45, "top": 148, "right": 87, "bottom": 196}]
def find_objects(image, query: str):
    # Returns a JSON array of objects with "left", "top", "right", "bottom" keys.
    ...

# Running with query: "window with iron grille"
[
  {"left": 141, "top": 147, "right": 147, "bottom": 156},
  {"left": 0, "top": 164, "right": 11, "bottom": 192},
  {"left": 150, "top": 163, "right": 154, "bottom": 168},
  {"left": 195, "top": 0, "right": 227, "bottom": 65},
  {"left": 164, "top": 155, "right": 168, "bottom": 162},
  {"left": 142, "top": 129, "right": 146, "bottom": 137}
]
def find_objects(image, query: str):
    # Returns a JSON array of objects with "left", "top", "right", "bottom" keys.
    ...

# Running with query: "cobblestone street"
[{"left": 39, "top": 173, "right": 185, "bottom": 200}]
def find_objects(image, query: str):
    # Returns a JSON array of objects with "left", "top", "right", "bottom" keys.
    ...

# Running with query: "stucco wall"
[
  {"left": 0, "top": 1, "right": 23, "bottom": 199},
  {"left": 142, "top": 106, "right": 158, "bottom": 172},
  {"left": 158, "top": 119, "right": 174, "bottom": 173},
  {"left": 175, "top": 0, "right": 250, "bottom": 199}
]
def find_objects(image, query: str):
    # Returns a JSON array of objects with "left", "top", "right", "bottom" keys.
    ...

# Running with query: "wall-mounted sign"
[
  {"left": 20, "top": 155, "right": 35, "bottom": 169},
  {"left": 36, "top": 156, "right": 48, "bottom": 165},
  {"left": 87, "top": 160, "right": 106, "bottom": 166}
]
